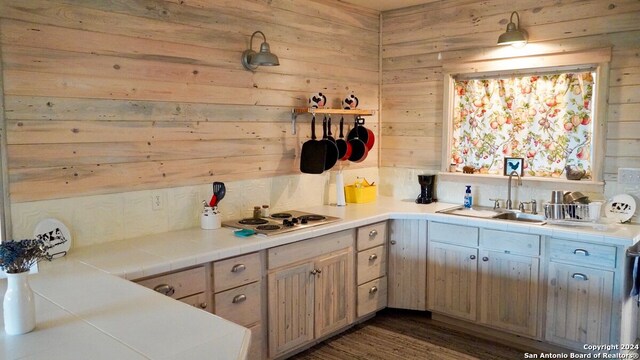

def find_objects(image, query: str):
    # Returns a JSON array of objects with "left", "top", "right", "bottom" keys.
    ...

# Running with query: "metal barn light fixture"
[
  {"left": 497, "top": 11, "right": 528, "bottom": 47},
  {"left": 241, "top": 31, "right": 280, "bottom": 71}
]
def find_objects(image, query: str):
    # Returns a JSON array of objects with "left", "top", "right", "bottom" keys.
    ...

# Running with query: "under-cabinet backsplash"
[{"left": 11, "top": 168, "right": 379, "bottom": 248}]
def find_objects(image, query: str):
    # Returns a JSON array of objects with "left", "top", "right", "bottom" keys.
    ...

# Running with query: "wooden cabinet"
[
  {"left": 427, "top": 241, "right": 478, "bottom": 321},
  {"left": 388, "top": 219, "right": 427, "bottom": 310},
  {"left": 355, "top": 221, "right": 387, "bottom": 319},
  {"left": 545, "top": 238, "right": 616, "bottom": 350},
  {"left": 212, "top": 252, "right": 265, "bottom": 359},
  {"left": 427, "top": 223, "right": 542, "bottom": 338},
  {"left": 479, "top": 250, "right": 539, "bottom": 337},
  {"left": 267, "top": 230, "right": 355, "bottom": 358},
  {"left": 135, "top": 265, "right": 211, "bottom": 312}
]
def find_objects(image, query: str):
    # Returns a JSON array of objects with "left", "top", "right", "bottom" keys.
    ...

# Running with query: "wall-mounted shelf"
[{"left": 290, "top": 108, "right": 375, "bottom": 134}]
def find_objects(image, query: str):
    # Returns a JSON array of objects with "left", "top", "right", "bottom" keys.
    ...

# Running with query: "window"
[
  {"left": 442, "top": 48, "right": 611, "bottom": 183},
  {"left": 450, "top": 70, "right": 595, "bottom": 178}
]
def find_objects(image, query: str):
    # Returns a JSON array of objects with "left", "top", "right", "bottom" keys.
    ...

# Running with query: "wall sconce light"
[
  {"left": 497, "top": 11, "right": 528, "bottom": 47},
  {"left": 241, "top": 31, "right": 280, "bottom": 71}
]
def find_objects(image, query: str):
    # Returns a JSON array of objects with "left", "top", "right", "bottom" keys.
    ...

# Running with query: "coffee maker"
[{"left": 416, "top": 175, "right": 436, "bottom": 204}]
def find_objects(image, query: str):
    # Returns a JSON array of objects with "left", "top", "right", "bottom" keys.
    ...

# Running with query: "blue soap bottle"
[{"left": 464, "top": 185, "right": 473, "bottom": 208}]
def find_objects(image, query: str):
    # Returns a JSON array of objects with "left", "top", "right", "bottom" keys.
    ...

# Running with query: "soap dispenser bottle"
[{"left": 464, "top": 185, "right": 473, "bottom": 208}]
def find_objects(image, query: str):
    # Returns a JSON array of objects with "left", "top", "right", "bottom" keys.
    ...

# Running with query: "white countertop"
[
  {"left": 0, "top": 260, "right": 250, "bottom": 359},
  {"left": 2, "top": 196, "right": 639, "bottom": 359},
  {"left": 70, "top": 196, "right": 640, "bottom": 280}
]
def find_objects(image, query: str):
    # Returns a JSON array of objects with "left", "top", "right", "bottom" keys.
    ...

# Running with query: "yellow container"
[{"left": 344, "top": 184, "right": 377, "bottom": 203}]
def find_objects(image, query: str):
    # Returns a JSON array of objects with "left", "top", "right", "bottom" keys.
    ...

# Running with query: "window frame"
[{"left": 441, "top": 48, "right": 611, "bottom": 186}]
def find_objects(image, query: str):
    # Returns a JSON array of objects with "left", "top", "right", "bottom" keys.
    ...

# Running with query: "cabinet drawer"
[
  {"left": 357, "top": 246, "right": 386, "bottom": 284},
  {"left": 214, "top": 281, "right": 262, "bottom": 327},
  {"left": 549, "top": 238, "right": 617, "bottom": 268},
  {"left": 214, "top": 252, "right": 262, "bottom": 292},
  {"left": 179, "top": 292, "right": 211, "bottom": 312},
  {"left": 136, "top": 266, "right": 206, "bottom": 300},
  {"left": 357, "top": 277, "right": 387, "bottom": 318},
  {"left": 481, "top": 229, "right": 540, "bottom": 256},
  {"left": 429, "top": 222, "right": 478, "bottom": 247},
  {"left": 357, "top": 221, "right": 387, "bottom": 251},
  {"left": 268, "top": 229, "right": 354, "bottom": 269}
]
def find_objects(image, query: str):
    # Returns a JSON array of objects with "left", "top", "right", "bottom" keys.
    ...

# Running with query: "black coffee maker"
[{"left": 416, "top": 175, "right": 436, "bottom": 204}]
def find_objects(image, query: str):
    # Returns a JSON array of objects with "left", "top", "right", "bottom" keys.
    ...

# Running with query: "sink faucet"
[{"left": 505, "top": 170, "right": 522, "bottom": 210}]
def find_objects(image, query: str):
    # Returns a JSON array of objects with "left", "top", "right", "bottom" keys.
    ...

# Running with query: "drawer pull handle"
[
  {"left": 231, "top": 264, "right": 246, "bottom": 273},
  {"left": 232, "top": 294, "right": 247, "bottom": 303},
  {"left": 199, "top": 302, "right": 208, "bottom": 309},
  {"left": 573, "top": 249, "right": 590, "bottom": 256},
  {"left": 390, "top": 240, "right": 397, "bottom": 245},
  {"left": 369, "top": 229, "right": 378, "bottom": 238},
  {"left": 482, "top": 256, "right": 489, "bottom": 262},
  {"left": 310, "top": 269, "right": 322, "bottom": 275},
  {"left": 572, "top": 273, "right": 589, "bottom": 281},
  {"left": 369, "top": 254, "right": 378, "bottom": 261},
  {"left": 469, "top": 255, "right": 476, "bottom": 260},
  {"left": 369, "top": 286, "right": 378, "bottom": 294},
  {"left": 153, "top": 284, "right": 175, "bottom": 297}
]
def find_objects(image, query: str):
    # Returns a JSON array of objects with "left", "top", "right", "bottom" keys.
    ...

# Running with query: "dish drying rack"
[{"left": 543, "top": 202, "right": 605, "bottom": 228}]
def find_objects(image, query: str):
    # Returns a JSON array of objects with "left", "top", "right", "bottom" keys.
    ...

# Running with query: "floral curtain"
[{"left": 451, "top": 71, "right": 595, "bottom": 177}]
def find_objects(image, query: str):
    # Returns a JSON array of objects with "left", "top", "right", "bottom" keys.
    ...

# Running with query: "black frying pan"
[
  {"left": 348, "top": 121, "right": 368, "bottom": 163},
  {"left": 300, "top": 115, "right": 327, "bottom": 174},
  {"left": 347, "top": 116, "right": 370, "bottom": 146},
  {"left": 322, "top": 116, "right": 339, "bottom": 171},
  {"left": 336, "top": 116, "right": 351, "bottom": 161}
]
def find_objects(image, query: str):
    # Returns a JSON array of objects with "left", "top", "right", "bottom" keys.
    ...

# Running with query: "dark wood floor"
[{"left": 291, "top": 309, "right": 530, "bottom": 360}]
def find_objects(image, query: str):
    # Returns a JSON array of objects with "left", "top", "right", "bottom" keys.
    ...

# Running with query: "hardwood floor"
[{"left": 290, "top": 309, "right": 530, "bottom": 359}]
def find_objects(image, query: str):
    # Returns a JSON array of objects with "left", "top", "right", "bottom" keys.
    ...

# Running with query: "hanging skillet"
[
  {"left": 347, "top": 116, "right": 369, "bottom": 146},
  {"left": 300, "top": 114, "right": 327, "bottom": 174},
  {"left": 348, "top": 119, "right": 368, "bottom": 163},
  {"left": 336, "top": 116, "right": 352, "bottom": 161},
  {"left": 322, "top": 116, "right": 339, "bottom": 170}
]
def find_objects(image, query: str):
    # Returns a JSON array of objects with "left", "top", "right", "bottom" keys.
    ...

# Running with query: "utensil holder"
[{"left": 201, "top": 209, "right": 221, "bottom": 230}]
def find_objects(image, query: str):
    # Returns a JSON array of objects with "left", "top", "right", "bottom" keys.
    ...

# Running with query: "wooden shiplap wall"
[
  {"left": 381, "top": 0, "right": 640, "bottom": 182},
  {"left": 0, "top": 0, "right": 380, "bottom": 202}
]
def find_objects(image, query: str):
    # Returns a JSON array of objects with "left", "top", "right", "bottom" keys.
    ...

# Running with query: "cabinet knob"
[
  {"left": 369, "top": 286, "right": 378, "bottom": 294},
  {"left": 469, "top": 255, "right": 476, "bottom": 260},
  {"left": 369, "top": 254, "right": 378, "bottom": 261},
  {"left": 232, "top": 294, "right": 247, "bottom": 304},
  {"left": 571, "top": 273, "right": 589, "bottom": 281},
  {"left": 369, "top": 229, "right": 378, "bottom": 238},
  {"left": 199, "top": 302, "right": 208, "bottom": 309},
  {"left": 390, "top": 240, "right": 397, "bottom": 245},
  {"left": 153, "top": 284, "right": 175, "bottom": 296},
  {"left": 573, "top": 249, "right": 590, "bottom": 256},
  {"left": 231, "top": 264, "right": 246, "bottom": 273},
  {"left": 482, "top": 256, "right": 489, "bottom": 262},
  {"left": 310, "top": 269, "right": 318, "bottom": 275}
]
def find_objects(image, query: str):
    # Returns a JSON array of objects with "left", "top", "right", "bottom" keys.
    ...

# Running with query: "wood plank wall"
[
  {"left": 0, "top": 0, "right": 380, "bottom": 202},
  {"left": 381, "top": 0, "right": 640, "bottom": 183}
]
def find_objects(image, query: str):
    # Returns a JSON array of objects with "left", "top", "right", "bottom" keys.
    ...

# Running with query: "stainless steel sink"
[{"left": 437, "top": 206, "right": 546, "bottom": 225}]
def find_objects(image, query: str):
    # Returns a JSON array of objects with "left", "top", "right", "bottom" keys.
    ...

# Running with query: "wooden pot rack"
[{"left": 291, "top": 108, "right": 375, "bottom": 135}]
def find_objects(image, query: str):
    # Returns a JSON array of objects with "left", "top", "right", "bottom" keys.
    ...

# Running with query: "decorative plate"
[
  {"left": 33, "top": 218, "right": 72, "bottom": 257},
  {"left": 604, "top": 194, "right": 636, "bottom": 223}
]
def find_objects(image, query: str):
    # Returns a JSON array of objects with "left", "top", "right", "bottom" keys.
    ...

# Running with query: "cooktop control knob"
[
  {"left": 300, "top": 218, "right": 308, "bottom": 224},
  {"left": 291, "top": 218, "right": 299, "bottom": 224}
]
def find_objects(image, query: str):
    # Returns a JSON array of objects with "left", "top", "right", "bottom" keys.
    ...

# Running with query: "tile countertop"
[
  {"left": 2, "top": 196, "right": 638, "bottom": 359},
  {"left": 70, "top": 196, "right": 640, "bottom": 281},
  {"left": 0, "top": 260, "right": 251, "bottom": 359}
]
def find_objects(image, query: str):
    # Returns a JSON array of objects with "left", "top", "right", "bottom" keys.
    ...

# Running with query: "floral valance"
[{"left": 451, "top": 71, "right": 595, "bottom": 178}]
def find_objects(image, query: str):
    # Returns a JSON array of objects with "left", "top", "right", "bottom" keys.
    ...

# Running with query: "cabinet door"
[
  {"left": 546, "top": 262, "right": 613, "bottom": 350},
  {"left": 268, "top": 262, "right": 315, "bottom": 358},
  {"left": 427, "top": 241, "right": 478, "bottom": 321},
  {"left": 315, "top": 249, "right": 354, "bottom": 338},
  {"left": 388, "top": 219, "right": 427, "bottom": 310},
  {"left": 479, "top": 251, "right": 539, "bottom": 337}
]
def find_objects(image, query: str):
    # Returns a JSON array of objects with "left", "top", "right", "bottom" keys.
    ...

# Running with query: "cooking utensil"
[
  {"left": 563, "top": 191, "right": 588, "bottom": 204},
  {"left": 347, "top": 116, "right": 369, "bottom": 145},
  {"left": 212, "top": 182, "right": 226, "bottom": 206},
  {"left": 322, "top": 116, "right": 339, "bottom": 171},
  {"left": 347, "top": 120, "right": 368, "bottom": 163},
  {"left": 336, "top": 116, "right": 352, "bottom": 161},
  {"left": 300, "top": 115, "right": 327, "bottom": 174},
  {"left": 209, "top": 194, "right": 217, "bottom": 207},
  {"left": 326, "top": 116, "right": 336, "bottom": 143}
]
